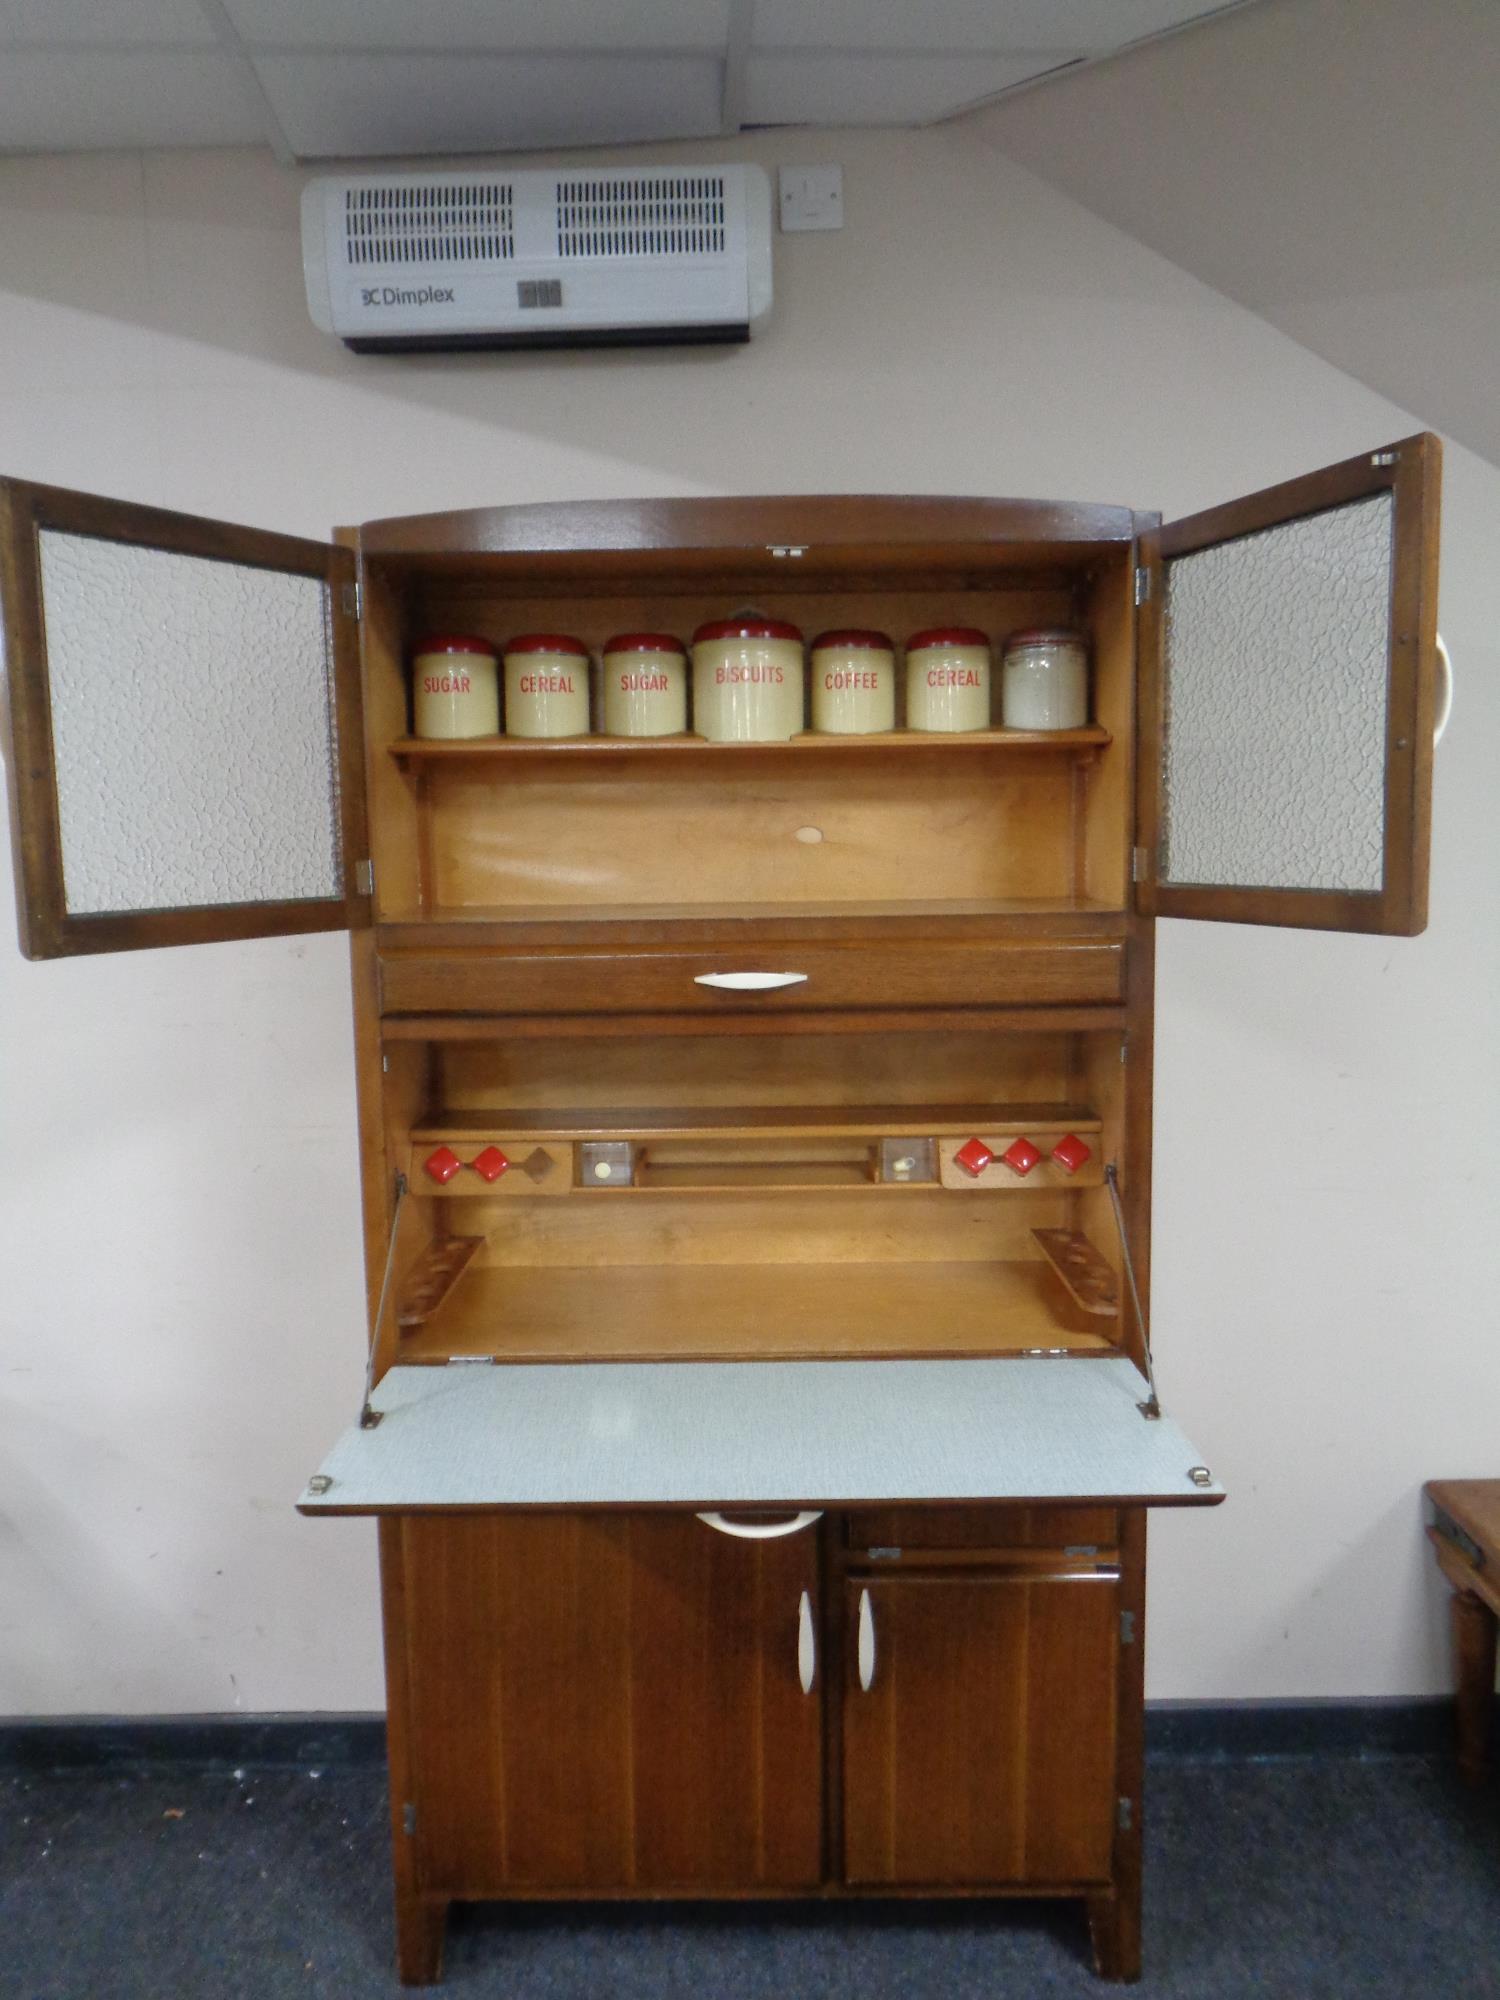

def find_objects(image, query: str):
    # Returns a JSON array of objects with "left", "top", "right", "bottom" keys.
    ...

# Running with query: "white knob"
[{"left": 857, "top": 1588, "right": 876, "bottom": 1692}]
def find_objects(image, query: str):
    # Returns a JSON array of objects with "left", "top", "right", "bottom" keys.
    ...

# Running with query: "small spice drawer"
[{"left": 378, "top": 937, "right": 1125, "bottom": 1018}]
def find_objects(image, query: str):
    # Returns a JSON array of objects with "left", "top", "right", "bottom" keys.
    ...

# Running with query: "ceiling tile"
[
  {"left": 223, "top": 0, "right": 731, "bottom": 52},
  {"left": 745, "top": 51, "right": 1075, "bottom": 126},
  {"left": 252, "top": 53, "right": 724, "bottom": 159},
  {"left": 0, "top": 53, "right": 265, "bottom": 152},
  {"left": 752, "top": 0, "right": 1232, "bottom": 54},
  {"left": 0, "top": 0, "right": 218, "bottom": 43}
]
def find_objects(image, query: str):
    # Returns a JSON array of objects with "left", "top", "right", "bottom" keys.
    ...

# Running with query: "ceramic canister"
[
  {"left": 410, "top": 633, "right": 500, "bottom": 739},
  {"left": 1001, "top": 627, "right": 1089, "bottom": 731},
  {"left": 601, "top": 632, "right": 688, "bottom": 737},
  {"left": 691, "top": 616, "right": 805, "bottom": 742},
  {"left": 810, "top": 629, "right": 896, "bottom": 735},
  {"left": 503, "top": 633, "right": 591, "bottom": 738},
  {"left": 905, "top": 627, "right": 992, "bottom": 733}
]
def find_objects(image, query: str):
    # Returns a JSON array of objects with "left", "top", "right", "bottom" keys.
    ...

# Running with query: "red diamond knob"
[
  {"left": 1001, "top": 1137, "right": 1041, "bottom": 1177},
  {"left": 953, "top": 1137, "right": 995, "bottom": 1178},
  {"left": 470, "top": 1145, "right": 510, "bottom": 1183},
  {"left": 423, "top": 1145, "right": 462, "bottom": 1185},
  {"left": 1051, "top": 1133, "right": 1092, "bottom": 1176}
]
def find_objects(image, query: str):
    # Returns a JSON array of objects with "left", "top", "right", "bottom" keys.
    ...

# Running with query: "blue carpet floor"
[{"left": 2, "top": 1755, "right": 1498, "bottom": 1999}]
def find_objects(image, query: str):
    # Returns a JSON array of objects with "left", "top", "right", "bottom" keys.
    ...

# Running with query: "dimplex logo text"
[{"left": 360, "top": 285, "right": 456, "bottom": 308}]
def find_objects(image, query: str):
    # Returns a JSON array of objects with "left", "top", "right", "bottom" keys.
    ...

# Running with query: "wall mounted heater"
[{"left": 301, "top": 164, "right": 773, "bottom": 354}]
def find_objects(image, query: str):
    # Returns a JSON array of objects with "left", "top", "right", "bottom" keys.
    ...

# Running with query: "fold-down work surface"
[{"left": 298, "top": 1358, "right": 1222, "bottom": 1513}]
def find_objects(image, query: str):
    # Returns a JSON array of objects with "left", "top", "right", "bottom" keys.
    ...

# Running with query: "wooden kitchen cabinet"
[{"left": 0, "top": 435, "right": 1442, "bottom": 1984}]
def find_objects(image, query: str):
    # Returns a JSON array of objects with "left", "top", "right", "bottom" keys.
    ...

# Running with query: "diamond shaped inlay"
[
  {"left": 1000, "top": 1137, "right": 1041, "bottom": 1177},
  {"left": 1050, "top": 1134, "right": 1092, "bottom": 1176},
  {"left": 423, "top": 1145, "right": 462, "bottom": 1185},
  {"left": 518, "top": 1148, "right": 555, "bottom": 1184},
  {"left": 953, "top": 1137, "right": 994, "bottom": 1178},
  {"left": 470, "top": 1145, "right": 510, "bottom": 1183}
]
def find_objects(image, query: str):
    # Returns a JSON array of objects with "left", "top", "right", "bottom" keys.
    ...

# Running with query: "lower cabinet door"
[
  {"left": 841, "top": 1572, "right": 1119, "bottom": 1887},
  {"left": 392, "top": 1511, "right": 823, "bottom": 1895}
]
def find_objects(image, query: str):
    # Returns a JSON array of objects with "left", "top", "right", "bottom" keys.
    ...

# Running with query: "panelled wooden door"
[
  {"left": 842, "top": 1572, "right": 1118, "bottom": 1886},
  {"left": 1136, "top": 432, "right": 1441, "bottom": 935},
  {"left": 0, "top": 478, "right": 367, "bottom": 957},
  {"left": 390, "top": 1511, "right": 824, "bottom": 1896}
]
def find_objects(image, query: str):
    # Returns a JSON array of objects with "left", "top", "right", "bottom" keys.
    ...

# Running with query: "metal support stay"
[
  {"left": 1104, "top": 1162, "right": 1162, "bottom": 1420},
  {"left": 358, "top": 1172, "right": 407, "bottom": 1430}
]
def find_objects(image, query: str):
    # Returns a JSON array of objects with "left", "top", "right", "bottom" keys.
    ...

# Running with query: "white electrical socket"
[{"left": 778, "top": 165, "right": 843, "bottom": 233}]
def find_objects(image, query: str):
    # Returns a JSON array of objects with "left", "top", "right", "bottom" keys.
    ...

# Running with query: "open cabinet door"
[
  {"left": 1137, "top": 433, "right": 1440, "bottom": 934},
  {"left": 0, "top": 478, "right": 368, "bottom": 957}
]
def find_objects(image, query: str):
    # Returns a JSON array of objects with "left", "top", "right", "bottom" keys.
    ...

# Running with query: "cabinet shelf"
[
  {"left": 386, "top": 726, "right": 1111, "bottom": 768},
  {"left": 400, "top": 1260, "right": 1117, "bottom": 1365}
]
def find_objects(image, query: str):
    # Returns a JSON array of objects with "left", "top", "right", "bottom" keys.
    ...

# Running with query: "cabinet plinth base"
[
  {"left": 1087, "top": 1887, "right": 1142, "bottom": 1983},
  {"left": 395, "top": 1892, "right": 448, "bottom": 1987}
]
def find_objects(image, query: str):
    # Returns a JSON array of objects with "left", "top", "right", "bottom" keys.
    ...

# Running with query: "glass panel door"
[
  {"left": 1, "top": 478, "right": 367, "bottom": 957},
  {"left": 1137, "top": 433, "right": 1440, "bottom": 934}
]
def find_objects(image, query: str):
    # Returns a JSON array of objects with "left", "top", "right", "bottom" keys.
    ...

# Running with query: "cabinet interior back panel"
[
  {"left": 38, "top": 530, "right": 341, "bottom": 914},
  {"left": 300, "top": 1358, "right": 1220, "bottom": 1510}
]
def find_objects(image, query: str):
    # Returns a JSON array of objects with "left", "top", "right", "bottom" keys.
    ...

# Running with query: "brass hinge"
[
  {"left": 354, "top": 858, "right": 374, "bottom": 896},
  {"left": 1120, "top": 1610, "right": 1136, "bottom": 1645},
  {"left": 1134, "top": 565, "right": 1151, "bottom": 606},
  {"left": 1117, "top": 1797, "right": 1134, "bottom": 1832},
  {"left": 342, "top": 578, "right": 361, "bottom": 619}
]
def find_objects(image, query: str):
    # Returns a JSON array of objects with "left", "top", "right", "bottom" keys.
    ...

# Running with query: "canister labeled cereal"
[
  {"left": 411, "top": 633, "right": 500, "bottom": 739},
  {"left": 601, "top": 632, "right": 688, "bottom": 737},
  {"left": 503, "top": 634, "right": 591, "bottom": 738},
  {"left": 1001, "top": 627, "right": 1089, "bottom": 730},
  {"left": 810, "top": 629, "right": 896, "bottom": 735},
  {"left": 691, "top": 616, "right": 805, "bottom": 742},
  {"left": 905, "top": 627, "right": 992, "bottom": 733}
]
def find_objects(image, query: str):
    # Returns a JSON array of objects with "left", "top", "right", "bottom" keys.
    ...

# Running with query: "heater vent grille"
[
  {"left": 555, "top": 175, "right": 727, "bottom": 259},
  {"left": 344, "top": 183, "right": 515, "bottom": 266}
]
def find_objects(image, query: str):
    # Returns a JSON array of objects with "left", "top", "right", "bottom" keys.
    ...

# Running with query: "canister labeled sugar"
[
  {"left": 411, "top": 634, "right": 499, "bottom": 739},
  {"left": 503, "top": 634, "right": 591, "bottom": 738},
  {"left": 810, "top": 629, "right": 895, "bottom": 735},
  {"left": 601, "top": 632, "right": 688, "bottom": 736}
]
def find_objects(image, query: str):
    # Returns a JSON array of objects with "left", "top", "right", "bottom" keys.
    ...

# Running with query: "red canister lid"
[
  {"left": 412, "top": 633, "right": 496, "bottom": 656},
  {"left": 603, "top": 632, "right": 687, "bottom": 656},
  {"left": 504, "top": 633, "right": 590, "bottom": 657},
  {"left": 1004, "top": 627, "right": 1086, "bottom": 648},
  {"left": 693, "top": 615, "right": 804, "bottom": 646},
  {"left": 811, "top": 628, "right": 894, "bottom": 653},
  {"left": 906, "top": 627, "right": 989, "bottom": 651}
]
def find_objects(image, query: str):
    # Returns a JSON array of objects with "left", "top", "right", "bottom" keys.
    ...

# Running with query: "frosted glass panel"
[
  {"left": 1161, "top": 493, "right": 1393, "bottom": 893},
  {"left": 39, "top": 529, "right": 341, "bottom": 915}
]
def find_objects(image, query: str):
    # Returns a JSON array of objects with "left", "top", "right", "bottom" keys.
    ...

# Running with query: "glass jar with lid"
[{"left": 1000, "top": 628, "right": 1089, "bottom": 731}]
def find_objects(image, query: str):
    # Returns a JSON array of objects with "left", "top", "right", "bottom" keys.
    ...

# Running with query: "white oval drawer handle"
[
  {"left": 798, "top": 1590, "right": 816, "bottom": 1694},
  {"left": 693, "top": 971, "right": 809, "bottom": 991},
  {"left": 857, "top": 1587, "right": 876, "bottom": 1692},
  {"left": 1434, "top": 633, "right": 1453, "bottom": 746},
  {"left": 696, "top": 1509, "right": 823, "bottom": 1540}
]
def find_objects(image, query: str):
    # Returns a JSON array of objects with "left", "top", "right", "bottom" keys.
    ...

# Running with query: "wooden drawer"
[
  {"left": 379, "top": 938, "right": 1124, "bottom": 1017},
  {"left": 845, "top": 1506, "right": 1120, "bottom": 1554}
]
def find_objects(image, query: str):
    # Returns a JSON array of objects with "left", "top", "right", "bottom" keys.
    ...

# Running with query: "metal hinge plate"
[
  {"left": 867, "top": 1546, "right": 902, "bottom": 1562},
  {"left": 402, "top": 1803, "right": 416, "bottom": 1837},
  {"left": 447, "top": 1355, "right": 496, "bottom": 1366},
  {"left": 1371, "top": 451, "right": 1397, "bottom": 467},
  {"left": 354, "top": 857, "right": 374, "bottom": 896},
  {"left": 1120, "top": 1610, "right": 1136, "bottom": 1645},
  {"left": 767, "top": 544, "right": 807, "bottom": 559},
  {"left": 342, "top": 578, "right": 361, "bottom": 619},
  {"left": 1134, "top": 565, "right": 1151, "bottom": 605},
  {"left": 1117, "top": 1796, "right": 1134, "bottom": 1831}
]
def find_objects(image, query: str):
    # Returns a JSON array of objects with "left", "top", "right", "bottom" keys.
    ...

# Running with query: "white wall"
[{"left": 0, "top": 125, "right": 1494, "bottom": 1714}]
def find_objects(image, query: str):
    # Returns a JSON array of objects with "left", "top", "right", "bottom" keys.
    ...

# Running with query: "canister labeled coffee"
[
  {"left": 411, "top": 633, "right": 500, "bottom": 739},
  {"left": 905, "top": 627, "right": 992, "bottom": 733},
  {"left": 503, "top": 634, "right": 591, "bottom": 738},
  {"left": 601, "top": 632, "right": 688, "bottom": 737},
  {"left": 692, "top": 616, "right": 805, "bottom": 742},
  {"left": 810, "top": 629, "right": 895, "bottom": 735}
]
